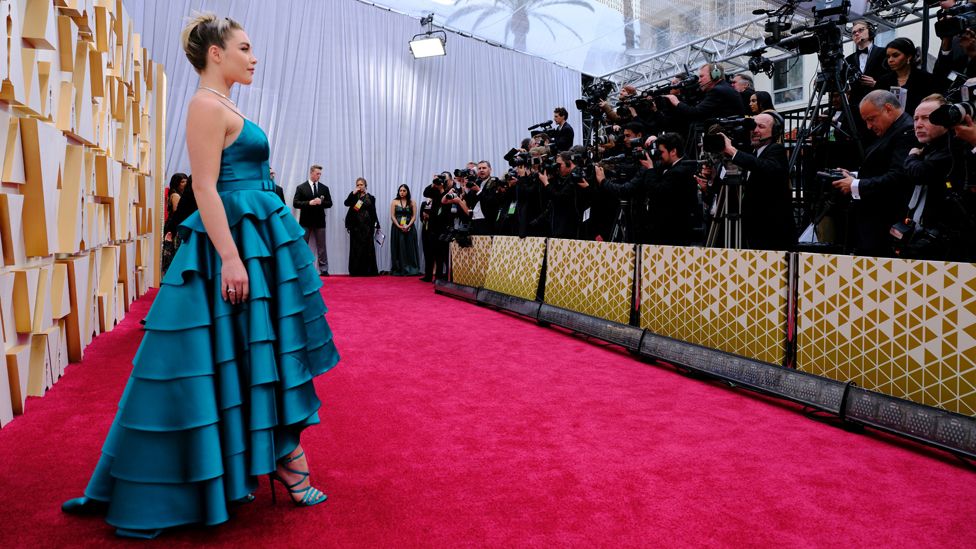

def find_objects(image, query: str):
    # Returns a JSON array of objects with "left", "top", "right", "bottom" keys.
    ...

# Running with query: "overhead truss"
[{"left": 603, "top": 0, "right": 931, "bottom": 88}]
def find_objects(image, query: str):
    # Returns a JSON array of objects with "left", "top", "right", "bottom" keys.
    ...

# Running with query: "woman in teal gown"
[
  {"left": 61, "top": 14, "right": 339, "bottom": 538},
  {"left": 388, "top": 184, "right": 421, "bottom": 276}
]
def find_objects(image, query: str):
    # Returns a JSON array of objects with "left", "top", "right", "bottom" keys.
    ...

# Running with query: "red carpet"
[{"left": 0, "top": 276, "right": 973, "bottom": 547}]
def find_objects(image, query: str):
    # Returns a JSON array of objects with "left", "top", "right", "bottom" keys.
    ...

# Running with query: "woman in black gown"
[
  {"left": 344, "top": 177, "right": 379, "bottom": 276},
  {"left": 875, "top": 37, "right": 935, "bottom": 117},
  {"left": 388, "top": 184, "right": 421, "bottom": 276}
]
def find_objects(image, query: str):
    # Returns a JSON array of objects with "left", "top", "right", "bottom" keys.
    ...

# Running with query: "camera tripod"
[
  {"left": 609, "top": 199, "right": 631, "bottom": 243},
  {"left": 705, "top": 167, "right": 744, "bottom": 249},
  {"left": 789, "top": 57, "right": 864, "bottom": 174}
]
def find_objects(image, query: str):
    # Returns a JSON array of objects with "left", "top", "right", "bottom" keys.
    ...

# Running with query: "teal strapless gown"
[{"left": 79, "top": 119, "right": 340, "bottom": 531}]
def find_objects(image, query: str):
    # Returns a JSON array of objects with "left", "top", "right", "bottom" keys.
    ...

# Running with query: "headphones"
[
  {"left": 709, "top": 63, "right": 724, "bottom": 81},
  {"left": 853, "top": 20, "right": 877, "bottom": 40}
]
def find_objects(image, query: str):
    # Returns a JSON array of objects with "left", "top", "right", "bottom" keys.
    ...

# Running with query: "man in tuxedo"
[
  {"left": 550, "top": 107, "right": 574, "bottom": 151},
  {"left": 831, "top": 90, "right": 918, "bottom": 257},
  {"left": 292, "top": 164, "right": 333, "bottom": 276},
  {"left": 720, "top": 112, "right": 796, "bottom": 250},
  {"left": 845, "top": 20, "right": 891, "bottom": 144},
  {"left": 467, "top": 161, "right": 501, "bottom": 235}
]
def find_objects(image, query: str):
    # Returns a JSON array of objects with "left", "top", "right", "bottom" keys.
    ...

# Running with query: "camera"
[
  {"left": 454, "top": 168, "right": 477, "bottom": 181},
  {"left": 504, "top": 148, "right": 531, "bottom": 167},
  {"left": 575, "top": 80, "right": 615, "bottom": 115},
  {"left": 935, "top": 3, "right": 976, "bottom": 38},
  {"left": 930, "top": 79, "right": 976, "bottom": 127},
  {"left": 702, "top": 117, "right": 756, "bottom": 153},
  {"left": 433, "top": 174, "right": 447, "bottom": 186},
  {"left": 816, "top": 169, "right": 846, "bottom": 183}
]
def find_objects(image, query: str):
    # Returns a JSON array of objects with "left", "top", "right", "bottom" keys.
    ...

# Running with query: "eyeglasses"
[{"left": 852, "top": 27, "right": 867, "bottom": 35}]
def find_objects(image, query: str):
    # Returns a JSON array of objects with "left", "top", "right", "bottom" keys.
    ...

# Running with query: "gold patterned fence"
[
  {"left": 796, "top": 254, "right": 976, "bottom": 416},
  {"left": 640, "top": 246, "right": 789, "bottom": 365},
  {"left": 450, "top": 236, "right": 492, "bottom": 288},
  {"left": 544, "top": 240, "right": 635, "bottom": 325},
  {"left": 483, "top": 236, "right": 546, "bottom": 301}
]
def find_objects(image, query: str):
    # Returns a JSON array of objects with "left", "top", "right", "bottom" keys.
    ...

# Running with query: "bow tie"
[{"left": 858, "top": 48, "right": 869, "bottom": 54}]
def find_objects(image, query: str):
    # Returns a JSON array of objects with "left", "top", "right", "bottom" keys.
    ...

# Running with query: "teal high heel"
[
  {"left": 61, "top": 496, "right": 108, "bottom": 515},
  {"left": 268, "top": 450, "right": 327, "bottom": 506}
]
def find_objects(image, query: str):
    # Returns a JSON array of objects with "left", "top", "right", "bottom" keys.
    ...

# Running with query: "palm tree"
[{"left": 448, "top": 0, "right": 595, "bottom": 52}]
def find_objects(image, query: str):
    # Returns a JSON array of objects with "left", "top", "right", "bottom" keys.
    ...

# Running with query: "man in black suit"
[
  {"left": 719, "top": 112, "right": 796, "bottom": 250},
  {"left": 551, "top": 107, "right": 574, "bottom": 152},
  {"left": 269, "top": 167, "right": 285, "bottom": 204},
  {"left": 732, "top": 73, "right": 755, "bottom": 113},
  {"left": 292, "top": 164, "right": 333, "bottom": 276},
  {"left": 595, "top": 132, "right": 699, "bottom": 245},
  {"left": 538, "top": 152, "right": 585, "bottom": 239},
  {"left": 663, "top": 63, "right": 745, "bottom": 122},
  {"left": 831, "top": 90, "right": 918, "bottom": 257},
  {"left": 846, "top": 20, "right": 891, "bottom": 145}
]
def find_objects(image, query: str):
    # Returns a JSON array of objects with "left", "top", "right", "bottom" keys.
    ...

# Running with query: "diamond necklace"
[{"left": 198, "top": 86, "right": 235, "bottom": 103}]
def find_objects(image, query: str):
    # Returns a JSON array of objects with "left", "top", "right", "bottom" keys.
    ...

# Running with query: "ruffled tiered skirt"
[{"left": 82, "top": 190, "right": 340, "bottom": 530}]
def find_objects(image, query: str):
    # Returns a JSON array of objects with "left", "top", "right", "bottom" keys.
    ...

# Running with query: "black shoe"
[
  {"left": 319, "top": 271, "right": 329, "bottom": 277},
  {"left": 419, "top": 276, "right": 432, "bottom": 282}
]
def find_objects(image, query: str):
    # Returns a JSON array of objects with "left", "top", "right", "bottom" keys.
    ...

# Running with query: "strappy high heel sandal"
[{"left": 268, "top": 450, "right": 327, "bottom": 506}]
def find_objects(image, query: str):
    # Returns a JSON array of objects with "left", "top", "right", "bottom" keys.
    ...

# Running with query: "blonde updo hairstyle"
[{"left": 180, "top": 13, "right": 243, "bottom": 73}]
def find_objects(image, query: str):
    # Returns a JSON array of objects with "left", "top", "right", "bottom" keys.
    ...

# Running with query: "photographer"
[
  {"left": 539, "top": 152, "right": 586, "bottom": 239},
  {"left": 493, "top": 173, "right": 519, "bottom": 236},
  {"left": 468, "top": 161, "right": 501, "bottom": 235},
  {"left": 418, "top": 174, "right": 448, "bottom": 281},
  {"left": 595, "top": 133, "right": 698, "bottom": 245},
  {"left": 598, "top": 85, "right": 638, "bottom": 123},
  {"left": 718, "top": 112, "right": 796, "bottom": 250},
  {"left": 663, "top": 63, "right": 745, "bottom": 123},
  {"left": 932, "top": 1, "right": 972, "bottom": 89},
  {"left": 516, "top": 147, "right": 551, "bottom": 238},
  {"left": 831, "top": 90, "right": 918, "bottom": 257},
  {"left": 898, "top": 94, "right": 967, "bottom": 260},
  {"left": 732, "top": 73, "right": 755, "bottom": 114}
]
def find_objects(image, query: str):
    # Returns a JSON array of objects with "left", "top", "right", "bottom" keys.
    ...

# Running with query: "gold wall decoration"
[
  {"left": 640, "top": 246, "right": 790, "bottom": 365},
  {"left": 545, "top": 239, "right": 635, "bottom": 325},
  {"left": 483, "top": 236, "right": 546, "bottom": 301},
  {"left": 0, "top": 0, "right": 165, "bottom": 427},
  {"left": 796, "top": 253, "right": 976, "bottom": 416},
  {"left": 450, "top": 236, "right": 492, "bottom": 288}
]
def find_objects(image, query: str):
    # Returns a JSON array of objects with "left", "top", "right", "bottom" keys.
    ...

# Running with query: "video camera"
[
  {"left": 935, "top": 3, "right": 976, "bottom": 38},
  {"left": 618, "top": 75, "right": 702, "bottom": 115},
  {"left": 702, "top": 117, "right": 756, "bottom": 153},
  {"left": 575, "top": 80, "right": 615, "bottom": 116},
  {"left": 930, "top": 79, "right": 976, "bottom": 127}
]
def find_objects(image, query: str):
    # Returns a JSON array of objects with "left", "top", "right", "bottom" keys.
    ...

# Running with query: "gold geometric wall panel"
[
  {"left": 545, "top": 240, "right": 635, "bottom": 325},
  {"left": 796, "top": 254, "right": 976, "bottom": 416},
  {"left": 450, "top": 236, "right": 492, "bottom": 288},
  {"left": 0, "top": 0, "right": 164, "bottom": 427},
  {"left": 484, "top": 236, "right": 546, "bottom": 301},
  {"left": 640, "top": 246, "right": 789, "bottom": 365}
]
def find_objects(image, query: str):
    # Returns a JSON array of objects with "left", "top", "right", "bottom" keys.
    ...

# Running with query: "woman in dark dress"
[
  {"left": 875, "top": 37, "right": 936, "bottom": 117},
  {"left": 389, "top": 184, "right": 420, "bottom": 276},
  {"left": 160, "top": 172, "right": 188, "bottom": 274},
  {"left": 344, "top": 177, "right": 379, "bottom": 276}
]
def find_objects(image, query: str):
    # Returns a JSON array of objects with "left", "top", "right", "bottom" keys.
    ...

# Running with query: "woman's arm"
[
  {"left": 185, "top": 97, "right": 248, "bottom": 304},
  {"left": 170, "top": 192, "right": 181, "bottom": 212}
]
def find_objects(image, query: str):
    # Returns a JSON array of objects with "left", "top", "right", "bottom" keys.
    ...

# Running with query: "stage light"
[{"left": 410, "top": 13, "right": 447, "bottom": 59}]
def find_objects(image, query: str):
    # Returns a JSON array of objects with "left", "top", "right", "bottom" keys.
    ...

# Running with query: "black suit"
[
  {"left": 932, "top": 36, "right": 970, "bottom": 89},
  {"left": 293, "top": 180, "right": 333, "bottom": 273},
  {"left": 551, "top": 122, "right": 574, "bottom": 151},
  {"left": 546, "top": 176, "right": 585, "bottom": 239},
  {"left": 293, "top": 180, "right": 333, "bottom": 228},
  {"left": 672, "top": 79, "right": 745, "bottom": 122},
  {"left": 273, "top": 184, "right": 285, "bottom": 204},
  {"left": 729, "top": 142, "right": 796, "bottom": 251},
  {"left": 602, "top": 160, "right": 698, "bottom": 245},
  {"left": 850, "top": 112, "right": 918, "bottom": 256}
]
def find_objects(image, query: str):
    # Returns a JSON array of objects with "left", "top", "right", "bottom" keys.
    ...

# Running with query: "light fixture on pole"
[{"left": 409, "top": 13, "right": 446, "bottom": 59}]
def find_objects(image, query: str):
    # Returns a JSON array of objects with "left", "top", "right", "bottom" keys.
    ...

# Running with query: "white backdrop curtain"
[{"left": 124, "top": 0, "right": 582, "bottom": 274}]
